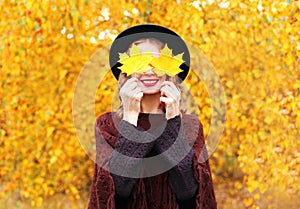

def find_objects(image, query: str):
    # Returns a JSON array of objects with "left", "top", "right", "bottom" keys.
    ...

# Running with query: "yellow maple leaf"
[
  {"left": 118, "top": 52, "right": 129, "bottom": 61},
  {"left": 117, "top": 44, "right": 184, "bottom": 76},
  {"left": 118, "top": 45, "right": 154, "bottom": 76},
  {"left": 128, "top": 44, "right": 140, "bottom": 56},
  {"left": 118, "top": 54, "right": 153, "bottom": 76},
  {"left": 152, "top": 68, "right": 167, "bottom": 76},
  {"left": 150, "top": 44, "right": 184, "bottom": 76}
]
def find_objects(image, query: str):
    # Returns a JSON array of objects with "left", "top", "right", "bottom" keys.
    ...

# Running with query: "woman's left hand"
[{"left": 160, "top": 81, "right": 181, "bottom": 120}]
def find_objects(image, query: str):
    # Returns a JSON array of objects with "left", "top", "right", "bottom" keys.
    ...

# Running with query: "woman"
[{"left": 88, "top": 24, "right": 217, "bottom": 209}]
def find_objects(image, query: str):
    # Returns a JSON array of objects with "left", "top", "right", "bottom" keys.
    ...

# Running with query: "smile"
[{"left": 141, "top": 79, "right": 159, "bottom": 87}]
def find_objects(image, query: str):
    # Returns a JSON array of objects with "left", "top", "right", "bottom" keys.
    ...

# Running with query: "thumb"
[
  {"left": 134, "top": 92, "right": 143, "bottom": 101},
  {"left": 160, "top": 96, "right": 172, "bottom": 105}
]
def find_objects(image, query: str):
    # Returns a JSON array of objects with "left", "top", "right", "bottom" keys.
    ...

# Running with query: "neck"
[{"left": 140, "top": 93, "right": 164, "bottom": 114}]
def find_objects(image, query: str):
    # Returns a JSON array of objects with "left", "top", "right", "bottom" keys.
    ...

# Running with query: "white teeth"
[{"left": 142, "top": 80, "right": 158, "bottom": 84}]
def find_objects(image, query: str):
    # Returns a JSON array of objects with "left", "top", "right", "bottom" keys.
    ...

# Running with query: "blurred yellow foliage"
[{"left": 1, "top": 0, "right": 299, "bottom": 208}]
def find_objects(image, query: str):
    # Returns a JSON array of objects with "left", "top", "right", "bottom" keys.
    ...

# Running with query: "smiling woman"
[
  {"left": 116, "top": 38, "right": 187, "bottom": 118},
  {"left": 87, "top": 24, "right": 217, "bottom": 209}
]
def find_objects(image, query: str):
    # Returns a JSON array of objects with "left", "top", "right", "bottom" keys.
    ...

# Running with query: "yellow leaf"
[
  {"left": 118, "top": 52, "right": 129, "bottom": 61},
  {"left": 34, "top": 177, "right": 44, "bottom": 184},
  {"left": 264, "top": 115, "right": 273, "bottom": 125},
  {"left": 152, "top": 68, "right": 166, "bottom": 76},
  {"left": 254, "top": 193, "right": 260, "bottom": 199},
  {"left": 129, "top": 44, "right": 141, "bottom": 56},
  {"left": 159, "top": 44, "right": 173, "bottom": 56},
  {"left": 70, "top": 185, "right": 79, "bottom": 194},
  {"left": 117, "top": 44, "right": 184, "bottom": 76},
  {"left": 47, "top": 127, "right": 55, "bottom": 137},
  {"left": 118, "top": 54, "right": 153, "bottom": 76},
  {"left": 243, "top": 197, "right": 254, "bottom": 207},
  {"left": 173, "top": 53, "right": 184, "bottom": 61},
  {"left": 54, "top": 149, "right": 61, "bottom": 155},
  {"left": 150, "top": 45, "right": 184, "bottom": 76}
]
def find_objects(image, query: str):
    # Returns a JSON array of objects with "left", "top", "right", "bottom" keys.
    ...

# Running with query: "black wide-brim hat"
[{"left": 109, "top": 24, "right": 190, "bottom": 83}]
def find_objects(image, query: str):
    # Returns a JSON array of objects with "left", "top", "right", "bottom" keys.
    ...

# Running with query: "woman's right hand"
[{"left": 120, "top": 77, "right": 143, "bottom": 126}]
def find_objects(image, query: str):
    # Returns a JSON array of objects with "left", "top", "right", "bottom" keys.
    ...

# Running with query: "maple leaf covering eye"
[
  {"left": 118, "top": 44, "right": 154, "bottom": 76},
  {"left": 150, "top": 44, "right": 185, "bottom": 76},
  {"left": 117, "top": 44, "right": 185, "bottom": 77}
]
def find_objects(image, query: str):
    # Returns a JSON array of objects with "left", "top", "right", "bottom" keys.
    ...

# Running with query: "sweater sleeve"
[
  {"left": 109, "top": 119, "right": 155, "bottom": 198},
  {"left": 154, "top": 115, "right": 198, "bottom": 200},
  {"left": 87, "top": 114, "right": 116, "bottom": 209},
  {"left": 186, "top": 115, "right": 218, "bottom": 209}
]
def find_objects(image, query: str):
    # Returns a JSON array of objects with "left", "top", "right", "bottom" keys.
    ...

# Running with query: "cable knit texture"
[
  {"left": 154, "top": 115, "right": 198, "bottom": 200},
  {"left": 109, "top": 120, "right": 155, "bottom": 198},
  {"left": 88, "top": 112, "right": 217, "bottom": 209}
]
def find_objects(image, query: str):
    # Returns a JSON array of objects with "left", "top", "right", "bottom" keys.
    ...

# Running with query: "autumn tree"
[{"left": 1, "top": 0, "right": 299, "bottom": 208}]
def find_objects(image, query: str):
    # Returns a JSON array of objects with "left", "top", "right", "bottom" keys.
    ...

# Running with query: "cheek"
[
  {"left": 131, "top": 74, "right": 139, "bottom": 78},
  {"left": 159, "top": 75, "right": 167, "bottom": 82}
]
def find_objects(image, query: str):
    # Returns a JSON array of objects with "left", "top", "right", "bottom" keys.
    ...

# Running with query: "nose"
[{"left": 144, "top": 66, "right": 156, "bottom": 75}]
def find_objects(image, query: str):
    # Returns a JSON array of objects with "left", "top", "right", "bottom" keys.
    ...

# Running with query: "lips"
[{"left": 140, "top": 79, "right": 159, "bottom": 87}]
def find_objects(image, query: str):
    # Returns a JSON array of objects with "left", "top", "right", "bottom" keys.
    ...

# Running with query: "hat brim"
[{"left": 109, "top": 24, "right": 190, "bottom": 83}]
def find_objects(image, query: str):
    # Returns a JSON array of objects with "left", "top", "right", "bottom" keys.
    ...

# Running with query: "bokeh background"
[{"left": 1, "top": 0, "right": 299, "bottom": 208}]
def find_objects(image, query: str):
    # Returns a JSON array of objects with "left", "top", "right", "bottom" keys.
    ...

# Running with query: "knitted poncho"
[{"left": 88, "top": 112, "right": 217, "bottom": 209}]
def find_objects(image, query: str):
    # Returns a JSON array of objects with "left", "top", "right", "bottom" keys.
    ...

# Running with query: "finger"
[
  {"left": 160, "top": 85, "right": 180, "bottom": 100},
  {"left": 161, "top": 82, "right": 180, "bottom": 94},
  {"left": 160, "top": 96, "right": 173, "bottom": 105},
  {"left": 128, "top": 82, "right": 140, "bottom": 92},
  {"left": 160, "top": 87, "right": 181, "bottom": 107},
  {"left": 132, "top": 92, "right": 143, "bottom": 101},
  {"left": 131, "top": 87, "right": 142, "bottom": 95},
  {"left": 163, "top": 82, "right": 181, "bottom": 98},
  {"left": 131, "top": 88, "right": 143, "bottom": 100},
  {"left": 123, "top": 78, "right": 138, "bottom": 91},
  {"left": 128, "top": 76, "right": 138, "bottom": 82},
  {"left": 125, "top": 77, "right": 138, "bottom": 86},
  {"left": 120, "top": 84, "right": 141, "bottom": 100},
  {"left": 134, "top": 92, "right": 143, "bottom": 101},
  {"left": 160, "top": 86, "right": 173, "bottom": 99},
  {"left": 123, "top": 77, "right": 138, "bottom": 88}
]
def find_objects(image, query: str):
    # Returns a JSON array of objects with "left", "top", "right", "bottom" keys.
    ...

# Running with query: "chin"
[
  {"left": 141, "top": 85, "right": 161, "bottom": 94},
  {"left": 142, "top": 89, "right": 160, "bottom": 94}
]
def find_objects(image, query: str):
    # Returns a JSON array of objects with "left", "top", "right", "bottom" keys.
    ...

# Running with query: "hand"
[
  {"left": 160, "top": 81, "right": 181, "bottom": 120},
  {"left": 120, "top": 77, "right": 143, "bottom": 125}
]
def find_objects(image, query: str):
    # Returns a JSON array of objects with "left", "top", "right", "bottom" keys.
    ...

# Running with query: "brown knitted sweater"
[{"left": 88, "top": 112, "right": 217, "bottom": 209}]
